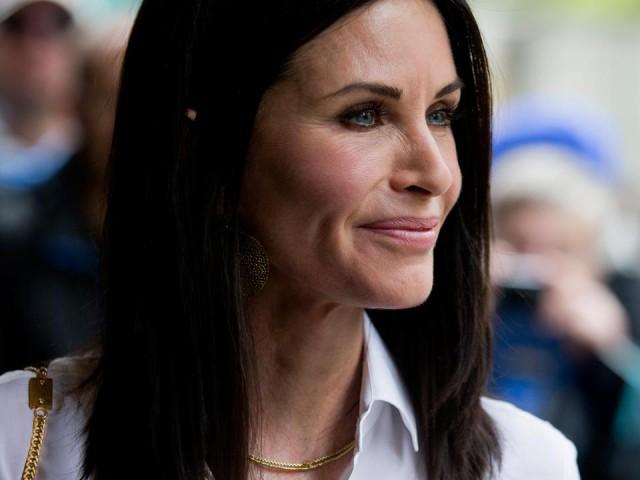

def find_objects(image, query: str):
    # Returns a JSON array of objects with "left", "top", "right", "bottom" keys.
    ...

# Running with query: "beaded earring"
[{"left": 238, "top": 232, "right": 270, "bottom": 297}]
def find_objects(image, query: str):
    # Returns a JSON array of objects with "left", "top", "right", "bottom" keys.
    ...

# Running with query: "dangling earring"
[{"left": 238, "top": 232, "right": 269, "bottom": 297}]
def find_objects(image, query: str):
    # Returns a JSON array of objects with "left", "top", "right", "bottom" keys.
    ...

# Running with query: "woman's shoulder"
[
  {"left": 0, "top": 354, "right": 97, "bottom": 479},
  {"left": 481, "top": 397, "right": 580, "bottom": 480},
  {"left": 0, "top": 352, "right": 98, "bottom": 426}
]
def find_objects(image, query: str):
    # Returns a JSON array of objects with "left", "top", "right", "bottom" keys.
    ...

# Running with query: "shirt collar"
[{"left": 359, "top": 312, "right": 420, "bottom": 452}]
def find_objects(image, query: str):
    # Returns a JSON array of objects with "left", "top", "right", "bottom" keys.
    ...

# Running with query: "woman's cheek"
[{"left": 281, "top": 135, "right": 383, "bottom": 210}]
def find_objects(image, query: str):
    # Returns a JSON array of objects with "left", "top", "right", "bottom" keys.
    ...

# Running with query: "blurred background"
[
  {"left": 0, "top": 0, "right": 136, "bottom": 373},
  {"left": 474, "top": 1, "right": 640, "bottom": 479},
  {"left": 0, "top": 0, "right": 638, "bottom": 479}
]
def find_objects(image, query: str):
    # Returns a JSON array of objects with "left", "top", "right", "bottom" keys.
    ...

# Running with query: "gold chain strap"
[
  {"left": 21, "top": 366, "right": 53, "bottom": 480},
  {"left": 248, "top": 439, "right": 356, "bottom": 471}
]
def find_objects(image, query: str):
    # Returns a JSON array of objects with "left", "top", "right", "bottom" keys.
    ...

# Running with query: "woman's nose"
[{"left": 389, "top": 126, "right": 455, "bottom": 197}]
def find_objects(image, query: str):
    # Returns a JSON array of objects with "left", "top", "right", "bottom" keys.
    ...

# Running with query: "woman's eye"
[
  {"left": 340, "top": 103, "right": 384, "bottom": 129},
  {"left": 427, "top": 109, "right": 453, "bottom": 127},
  {"left": 351, "top": 110, "right": 377, "bottom": 127}
]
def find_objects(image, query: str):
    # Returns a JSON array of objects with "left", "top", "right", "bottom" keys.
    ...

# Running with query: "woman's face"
[{"left": 240, "top": 0, "right": 462, "bottom": 309}]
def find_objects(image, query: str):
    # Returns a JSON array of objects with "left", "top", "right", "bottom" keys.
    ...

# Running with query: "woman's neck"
[{"left": 247, "top": 279, "right": 365, "bottom": 478}]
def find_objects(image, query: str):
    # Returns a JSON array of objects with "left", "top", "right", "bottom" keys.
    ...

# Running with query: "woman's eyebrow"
[
  {"left": 322, "top": 82, "right": 403, "bottom": 100},
  {"left": 435, "top": 78, "right": 464, "bottom": 99},
  {"left": 321, "top": 77, "right": 464, "bottom": 101}
]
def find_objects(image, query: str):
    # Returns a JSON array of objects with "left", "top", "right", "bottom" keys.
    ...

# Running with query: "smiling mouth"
[{"left": 358, "top": 217, "right": 439, "bottom": 251}]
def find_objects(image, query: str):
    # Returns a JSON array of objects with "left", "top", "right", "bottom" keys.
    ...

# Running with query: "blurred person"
[
  {"left": 544, "top": 263, "right": 640, "bottom": 480},
  {"left": 490, "top": 97, "right": 640, "bottom": 480},
  {"left": 0, "top": 2, "right": 129, "bottom": 374},
  {"left": 0, "top": 0, "right": 84, "bottom": 373}
]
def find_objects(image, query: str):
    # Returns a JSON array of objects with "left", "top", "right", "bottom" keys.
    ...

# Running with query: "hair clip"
[{"left": 186, "top": 108, "right": 198, "bottom": 121}]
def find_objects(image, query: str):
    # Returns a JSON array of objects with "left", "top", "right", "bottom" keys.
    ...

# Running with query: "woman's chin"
[{"left": 363, "top": 279, "right": 434, "bottom": 310}]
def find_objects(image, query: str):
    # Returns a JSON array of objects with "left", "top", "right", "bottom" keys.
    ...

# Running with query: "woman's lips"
[{"left": 358, "top": 217, "right": 440, "bottom": 251}]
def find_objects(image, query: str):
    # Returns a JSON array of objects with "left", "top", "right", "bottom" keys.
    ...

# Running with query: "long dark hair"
[{"left": 79, "top": 1, "right": 500, "bottom": 478}]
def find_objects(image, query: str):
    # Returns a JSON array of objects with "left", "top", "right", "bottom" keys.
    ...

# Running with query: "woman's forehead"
[{"left": 288, "top": 0, "right": 457, "bottom": 100}]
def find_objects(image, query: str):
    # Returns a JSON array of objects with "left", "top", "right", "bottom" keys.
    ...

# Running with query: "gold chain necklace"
[
  {"left": 249, "top": 439, "right": 356, "bottom": 472},
  {"left": 21, "top": 366, "right": 53, "bottom": 480}
]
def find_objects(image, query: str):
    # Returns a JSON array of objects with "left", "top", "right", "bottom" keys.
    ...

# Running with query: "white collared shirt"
[
  {"left": 0, "top": 314, "right": 580, "bottom": 479},
  {"left": 347, "top": 313, "right": 424, "bottom": 479},
  {"left": 350, "top": 314, "right": 580, "bottom": 480}
]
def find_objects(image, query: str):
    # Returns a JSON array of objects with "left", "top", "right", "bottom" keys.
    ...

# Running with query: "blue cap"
[{"left": 492, "top": 95, "right": 623, "bottom": 184}]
